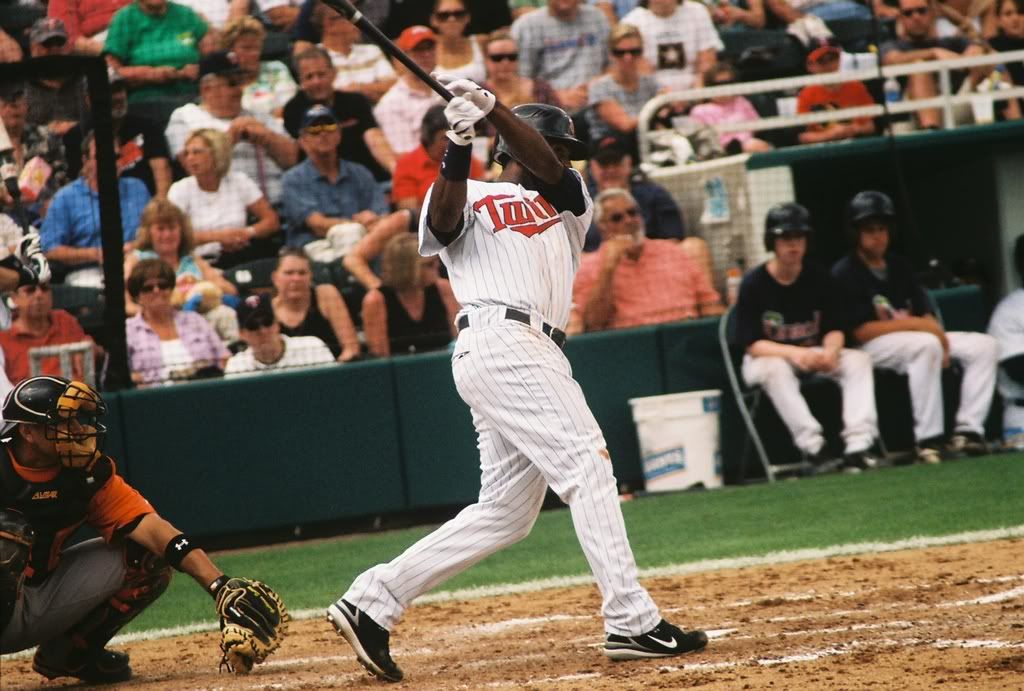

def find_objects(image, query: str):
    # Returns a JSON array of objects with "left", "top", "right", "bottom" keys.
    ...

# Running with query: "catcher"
[{"left": 0, "top": 375, "right": 288, "bottom": 683}]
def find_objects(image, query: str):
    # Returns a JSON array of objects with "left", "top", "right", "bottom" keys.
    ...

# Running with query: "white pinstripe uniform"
[{"left": 341, "top": 170, "right": 664, "bottom": 637}]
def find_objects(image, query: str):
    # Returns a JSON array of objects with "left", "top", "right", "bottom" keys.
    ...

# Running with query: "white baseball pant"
[
  {"left": 345, "top": 309, "right": 662, "bottom": 637},
  {"left": 741, "top": 348, "right": 878, "bottom": 455},
  {"left": 861, "top": 331, "right": 998, "bottom": 440}
]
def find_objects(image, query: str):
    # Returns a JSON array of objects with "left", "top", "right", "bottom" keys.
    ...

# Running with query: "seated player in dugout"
[
  {"left": 0, "top": 377, "right": 288, "bottom": 684},
  {"left": 832, "top": 190, "right": 1000, "bottom": 462},
  {"left": 734, "top": 202, "right": 882, "bottom": 473}
]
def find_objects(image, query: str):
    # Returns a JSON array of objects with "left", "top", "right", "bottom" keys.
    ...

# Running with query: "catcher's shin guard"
[
  {"left": 0, "top": 510, "right": 34, "bottom": 632},
  {"left": 48, "top": 539, "right": 172, "bottom": 654}
]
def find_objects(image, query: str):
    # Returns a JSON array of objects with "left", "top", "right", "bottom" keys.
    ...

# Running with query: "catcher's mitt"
[{"left": 213, "top": 576, "right": 289, "bottom": 673}]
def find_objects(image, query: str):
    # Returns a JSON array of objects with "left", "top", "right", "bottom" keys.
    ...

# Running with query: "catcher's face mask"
[{"left": 43, "top": 380, "right": 107, "bottom": 470}]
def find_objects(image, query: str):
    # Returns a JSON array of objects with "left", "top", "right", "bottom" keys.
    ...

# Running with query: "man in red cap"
[{"left": 373, "top": 26, "right": 445, "bottom": 155}]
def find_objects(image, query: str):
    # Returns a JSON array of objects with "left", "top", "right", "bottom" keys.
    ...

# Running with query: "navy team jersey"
[
  {"left": 734, "top": 261, "right": 846, "bottom": 349},
  {"left": 831, "top": 252, "right": 931, "bottom": 331}
]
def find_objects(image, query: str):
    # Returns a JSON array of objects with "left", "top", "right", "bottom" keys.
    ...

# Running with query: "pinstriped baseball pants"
[{"left": 344, "top": 318, "right": 662, "bottom": 637}]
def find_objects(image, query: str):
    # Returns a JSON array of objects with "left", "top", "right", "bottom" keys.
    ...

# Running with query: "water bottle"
[
  {"left": 726, "top": 260, "right": 744, "bottom": 306},
  {"left": 883, "top": 77, "right": 901, "bottom": 105}
]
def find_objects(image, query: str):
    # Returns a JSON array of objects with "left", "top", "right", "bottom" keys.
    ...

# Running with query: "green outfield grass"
[{"left": 129, "top": 452, "right": 1024, "bottom": 634}]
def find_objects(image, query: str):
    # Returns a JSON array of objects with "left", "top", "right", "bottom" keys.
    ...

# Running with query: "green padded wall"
[
  {"left": 565, "top": 325, "right": 664, "bottom": 490},
  {"left": 391, "top": 351, "right": 481, "bottom": 507},
  {"left": 117, "top": 363, "right": 405, "bottom": 535}
]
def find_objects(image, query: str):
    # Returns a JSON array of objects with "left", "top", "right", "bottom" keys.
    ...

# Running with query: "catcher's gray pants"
[
  {"left": 344, "top": 319, "right": 662, "bottom": 637},
  {"left": 1, "top": 538, "right": 126, "bottom": 654}
]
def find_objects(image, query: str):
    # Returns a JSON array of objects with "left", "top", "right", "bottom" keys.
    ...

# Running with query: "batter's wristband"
[
  {"left": 163, "top": 533, "right": 198, "bottom": 571},
  {"left": 440, "top": 140, "right": 472, "bottom": 181},
  {"left": 208, "top": 574, "right": 230, "bottom": 599}
]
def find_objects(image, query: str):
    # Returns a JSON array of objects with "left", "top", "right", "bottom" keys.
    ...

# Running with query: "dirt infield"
[{"left": 3, "top": 538, "right": 1022, "bottom": 690}]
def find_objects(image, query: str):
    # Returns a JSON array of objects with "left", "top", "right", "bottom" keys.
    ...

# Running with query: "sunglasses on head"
[
  {"left": 901, "top": 6, "right": 930, "bottom": 16},
  {"left": 244, "top": 314, "right": 275, "bottom": 330},
  {"left": 434, "top": 9, "right": 468, "bottom": 20},
  {"left": 608, "top": 207, "right": 641, "bottom": 223},
  {"left": 304, "top": 123, "right": 338, "bottom": 135},
  {"left": 141, "top": 281, "right": 173, "bottom": 294},
  {"left": 488, "top": 52, "right": 519, "bottom": 62},
  {"left": 612, "top": 47, "right": 643, "bottom": 58}
]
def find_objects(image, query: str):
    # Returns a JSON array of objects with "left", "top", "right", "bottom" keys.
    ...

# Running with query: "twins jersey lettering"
[{"left": 418, "top": 173, "right": 592, "bottom": 329}]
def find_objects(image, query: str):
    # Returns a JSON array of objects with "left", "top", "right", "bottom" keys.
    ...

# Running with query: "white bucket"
[{"left": 628, "top": 390, "right": 723, "bottom": 492}]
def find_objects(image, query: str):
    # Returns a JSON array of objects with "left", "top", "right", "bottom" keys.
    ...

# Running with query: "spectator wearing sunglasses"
[
  {"left": 881, "top": 0, "right": 985, "bottom": 129},
  {"left": 165, "top": 51, "right": 300, "bottom": 206},
  {"left": 586, "top": 23, "right": 659, "bottom": 146},
  {"left": 481, "top": 30, "right": 560, "bottom": 109},
  {"left": 225, "top": 292, "right": 335, "bottom": 376},
  {"left": 0, "top": 282, "right": 96, "bottom": 384},
  {"left": 432, "top": 0, "right": 487, "bottom": 82},
  {"left": 796, "top": 40, "right": 875, "bottom": 144},
  {"left": 511, "top": 0, "right": 611, "bottom": 111},
  {"left": 621, "top": 0, "right": 722, "bottom": 93},
  {"left": 569, "top": 187, "right": 723, "bottom": 334},
  {"left": 125, "top": 258, "right": 229, "bottom": 386}
]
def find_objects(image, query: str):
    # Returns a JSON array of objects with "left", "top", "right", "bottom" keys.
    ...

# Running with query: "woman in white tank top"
[{"left": 431, "top": 0, "right": 486, "bottom": 82}]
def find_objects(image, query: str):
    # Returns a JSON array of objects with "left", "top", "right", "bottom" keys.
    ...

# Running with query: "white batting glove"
[
  {"left": 436, "top": 74, "right": 496, "bottom": 116},
  {"left": 16, "top": 229, "right": 50, "bottom": 285},
  {"left": 444, "top": 96, "right": 487, "bottom": 146}
]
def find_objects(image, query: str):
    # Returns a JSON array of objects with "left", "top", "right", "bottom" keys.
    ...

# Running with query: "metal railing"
[
  {"left": 28, "top": 341, "right": 96, "bottom": 387},
  {"left": 638, "top": 49, "right": 1024, "bottom": 162}
]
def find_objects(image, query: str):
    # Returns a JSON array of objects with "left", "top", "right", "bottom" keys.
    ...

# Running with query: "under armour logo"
[{"left": 174, "top": 538, "right": 189, "bottom": 551}]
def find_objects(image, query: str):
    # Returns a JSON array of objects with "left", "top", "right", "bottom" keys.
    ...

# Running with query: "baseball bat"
[{"left": 318, "top": 0, "right": 455, "bottom": 102}]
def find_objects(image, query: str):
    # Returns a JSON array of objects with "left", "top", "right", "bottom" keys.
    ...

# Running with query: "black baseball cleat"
[
  {"left": 32, "top": 646, "right": 132, "bottom": 684},
  {"left": 327, "top": 598, "right": 403, "bottom": 682},
  {"left": 604, "top": 619, "right": 709, "bottom": 660}
]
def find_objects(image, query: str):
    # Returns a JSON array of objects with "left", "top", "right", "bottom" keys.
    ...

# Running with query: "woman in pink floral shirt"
[{"left": 125, "top": 258, "right": 229, "bottom": 385}]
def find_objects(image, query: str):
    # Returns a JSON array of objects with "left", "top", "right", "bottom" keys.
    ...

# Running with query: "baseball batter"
[
  {"left": 327, "top": 78, "right": 708, "bottom": 683},
  {"left": 832, "top": 191, "right": 999, "bottom": 462},
  {"left": 987, "top": 234, "right": 1024, "bottom": 450}
]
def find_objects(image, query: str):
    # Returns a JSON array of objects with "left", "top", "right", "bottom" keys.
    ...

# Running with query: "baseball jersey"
[
  {"left": 988, "top": 288, "right": 1024, "bottom": 400},
  {"left": 418, "top": 170, "right": 593, "bottom": 329},
  {"left": 734, "top": 261, "right": 845, "bottom": 349},
  {"left": 0, "top": 447, "right": 154, "bottom": 585},
  {"left": 831, "top": 252, "right": 932, "bottom": 331}
]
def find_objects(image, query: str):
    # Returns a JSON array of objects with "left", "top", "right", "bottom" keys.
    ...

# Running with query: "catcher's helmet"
[
  {"left": 1, "top": 376, "right": 107, "bottom": 469},
  {"left": 493, "top": 103, "right": 589, "bottom": 165},
  {"left": 846, "top": 190, "right": 895, "bottom": 243},
  {"left": 763, "top": 202, "right": 813, "bottom": 252}
]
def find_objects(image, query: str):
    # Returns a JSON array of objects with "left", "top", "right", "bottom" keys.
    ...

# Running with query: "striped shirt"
[{"left": 418, "top": 171, "right": 592, "bottom": 329}]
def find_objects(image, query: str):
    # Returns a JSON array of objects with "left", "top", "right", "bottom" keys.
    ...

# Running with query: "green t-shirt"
[{"left": 104, "top": 1, "right": 208, "bottom": 103}]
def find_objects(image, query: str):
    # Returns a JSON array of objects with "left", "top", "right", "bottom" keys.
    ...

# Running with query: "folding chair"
[
  {"left": 718, "top": 305, "right": 853, "bottom": 482},
  {"left": 224, "top": 257, "right": 279, "bottom": 294}
]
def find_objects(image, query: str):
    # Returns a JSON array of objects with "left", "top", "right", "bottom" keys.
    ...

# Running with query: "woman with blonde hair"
[
  {"left": 361, "top": 234, "right": 459, "bottom": 357},
  {"left": 168, "top": 128, "right": 280, "bottom": 268},
  {"left": 586, "top": 23, "right": 660, "bottom": 148},
  {"left": 221, "top": 15, "right": 297, "bottom": 118},
  {"left": 125, "top": 197, "right": 240, "bottom": 339}
]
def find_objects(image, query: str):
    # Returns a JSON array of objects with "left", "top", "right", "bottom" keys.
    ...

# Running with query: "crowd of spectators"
[{"left": 0, "top": 0, "right": 1017, "bottom": 432}]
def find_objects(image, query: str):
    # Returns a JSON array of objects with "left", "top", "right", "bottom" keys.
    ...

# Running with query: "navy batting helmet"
[
  {"left": 493, "top": 103, "right": 589, "bottom": 165},
  {"left": 1, "top": 376, "right": 107, "bottom": 469},
  {"left": 846, "top": 190, "right": 896, "bottom": 243},
  {"left": 763, "top": 202, "right": 813, "bottom": 252}
]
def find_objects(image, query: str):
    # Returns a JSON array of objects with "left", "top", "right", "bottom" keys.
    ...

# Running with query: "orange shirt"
[
  {"left": 796, "top": 81, "right": 875, "bottom": 132},
  {"left": 572, "top": 239, "right": 721, "bottom": 330},
  {"left": 391, "top": 145, "right": 485, "bottom": 207},
  {"left": 8, "top": 450, "right": 154, "bottom": 578},
  {"left": 0, "top": 310, "right": 91, "bottom": 383}
]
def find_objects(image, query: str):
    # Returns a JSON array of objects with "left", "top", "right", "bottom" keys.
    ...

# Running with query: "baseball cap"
[
  {"left": 590, "top": 134, "right": 631, "bottom": 165},
  {"left": 300, "top": 104, "right": 339, "bottom": 131},
  {"left": 806, "top": 38, "right": 840, "bottom": 65},
  {"left": 199, "top": 50, "right": 245, "bottom": 80},
  {"left": 396, "top": 25, "right": 437, "bottom": 51},
  {"left": 29, "top": 17, "right": 68, "bottom": 45},
  {"left": 236, "top": 293, "right": 276, "bottom": 331}
]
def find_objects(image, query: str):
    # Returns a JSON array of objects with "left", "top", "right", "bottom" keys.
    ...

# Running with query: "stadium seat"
[
  {"left": 224, "top": 257, "right": 278, "bottom": 294},
  {"left": 722, "top": 31, "right": 806, "bottom": 82},
  {"left": 50, "top": 284, "right": 106, "bottom": 332}
]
